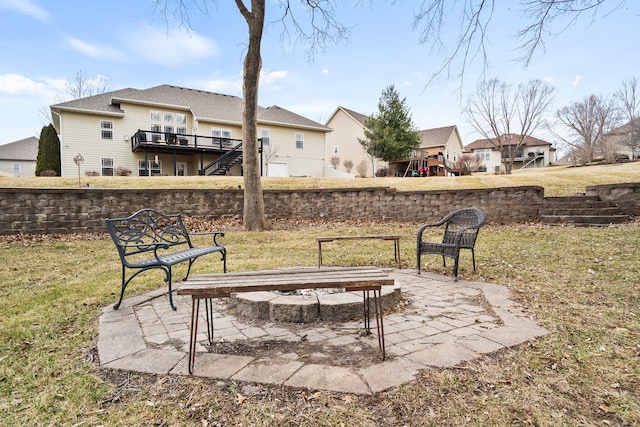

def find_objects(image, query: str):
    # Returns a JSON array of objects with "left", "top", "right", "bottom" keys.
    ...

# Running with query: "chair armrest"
[{"left": 417, "top": 221, "right": 444, "bottom": 240}]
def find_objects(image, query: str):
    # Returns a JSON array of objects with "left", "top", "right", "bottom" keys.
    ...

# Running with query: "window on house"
[
  {"left": 150, "top": 110, "right": 162, "bottom": 122},
  {"left": 295, "top": 132, "right": 304, "bottom": 149},
  {"left": 151, "top": 124, "right": 162, "bottom": 142},
  {"left": 260, "top": 128, "right": 270, "bottom": 146},
  {"left": 138, "top": 160, "right": 161, "bottom": 176},
  {"left": 164, "top": 112, "right": 174, "bottom": 123},
  {"left": 177, "top": 126, "right": 187, "bottom": 135},
  {"left": 101, "top": 158, "right": 114, "bottom": 176},
  {"left": 101, "top": 120, "right": 113, "bottom": 140},
  {"left": 333, "top": 146, "right": 339, "bottom": 155},
  {"left": 475, "top": 149, "right": 490, "bottom": 161},
  {"left": 212, "top": 129, "right": 232, "bottom": 145},
  {"left": 176, "top": 113, "right": 187, "bottom": 125},
  {"left": 13, "top": 163, "right": 20, "bottom": 176}
]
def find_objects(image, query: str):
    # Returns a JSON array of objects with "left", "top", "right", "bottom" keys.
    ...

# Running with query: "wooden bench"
[
  {"left": 317, "top": 235, "right": 401, "bottom": 268},
  {"left": 177, "top": 266, "right": 394, "bottom": 374},
  {"left": 105, "top": 208, "right": 226, "bottom": 311}
]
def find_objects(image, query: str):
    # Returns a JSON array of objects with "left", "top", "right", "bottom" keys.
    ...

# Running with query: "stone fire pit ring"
[{"left": 229, "top": 282, "right": 402, "bottom": 323}]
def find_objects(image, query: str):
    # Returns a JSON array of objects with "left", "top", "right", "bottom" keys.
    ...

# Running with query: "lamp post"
[{"left": 73, "top": 153, "right": 84, "bottom": 187}]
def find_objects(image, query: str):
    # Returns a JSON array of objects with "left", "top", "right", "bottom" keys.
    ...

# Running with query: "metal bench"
[
  {"left": 105, "top": 209, "right": 226, "bottom": 311},
  {"left": 177, "top": 266, "right": 394, "bottom": 374}
]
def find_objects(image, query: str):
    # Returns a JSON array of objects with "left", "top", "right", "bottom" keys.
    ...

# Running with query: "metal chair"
[{"left": 417, "top": 208, "right": 486, "bottom": 281}]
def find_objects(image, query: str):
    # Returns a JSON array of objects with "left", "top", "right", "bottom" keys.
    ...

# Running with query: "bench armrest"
[{"left": 191, "top": 231, "right": 225, "bottom": 246}]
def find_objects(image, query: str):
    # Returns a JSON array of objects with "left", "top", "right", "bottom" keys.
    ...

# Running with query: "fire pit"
[{"left": 229, "top": 284, "right": 402, "bottom": 323}]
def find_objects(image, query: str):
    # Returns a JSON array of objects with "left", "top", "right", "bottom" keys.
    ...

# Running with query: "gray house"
[{"left": 0, "top": 136, "right": 38, "bottom": 177}]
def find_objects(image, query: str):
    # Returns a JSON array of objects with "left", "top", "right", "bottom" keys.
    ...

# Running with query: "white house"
[
  {"left": 50, "top": 85, "right": 331, "bottom": 178},
  {"left": 0, "top": 136, "right": 38, "bottom": 177},
  {"left": 464, "top": 134, "right": 556, "bottom": 173}
]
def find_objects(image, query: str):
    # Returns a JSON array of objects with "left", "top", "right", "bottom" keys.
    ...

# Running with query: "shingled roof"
[
  {"left": 51, "top": 84, "right": 330, "bottom": 131},
  {"left": 418, "top": 125, "right": 458, "bottom": 148},
  {"left": 0, "top": 136, "right": 38, "bottom": 161},
  {"left": 465, "top": 134, "right": 552, "bottom": 150}
]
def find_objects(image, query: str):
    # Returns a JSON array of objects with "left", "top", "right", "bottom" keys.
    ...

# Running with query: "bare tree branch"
[
  {"left": 273, "top": 0, "right": 351, "bottom": 61},
  {"left": 413, "top": 0, "right": 629, "bottom": 84},
  {"left": 466, "top": 78, "right": 554, "bottom": 172}
]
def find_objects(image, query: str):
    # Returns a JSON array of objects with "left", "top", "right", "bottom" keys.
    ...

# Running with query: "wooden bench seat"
[{"left": 177, "top": 266, "right": 394, "bottom": 374}]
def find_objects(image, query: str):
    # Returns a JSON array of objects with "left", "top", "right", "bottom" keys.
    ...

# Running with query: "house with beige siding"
[
  {"left": 0, "top": 136, "right": 38, "bottom": 177},
  {"left": 50, "top": 85, "right": 330, "bottom": 178},
  {"left": 390, "top": 125, "right": 466, "bottom": 177},
  {"left": 324, "top": 106, "right": 388, "bottom": 177},
  {"left": 325, "top": 107, "right": 467, "bottom": 178}
]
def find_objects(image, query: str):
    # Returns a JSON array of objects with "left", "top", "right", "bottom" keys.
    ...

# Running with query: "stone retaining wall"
[
  {"left": 0, "top": 183, "right": 634, "bottom": 235},
  {"left": 586, "top": 182, "right": 640, "bottom": 216}
]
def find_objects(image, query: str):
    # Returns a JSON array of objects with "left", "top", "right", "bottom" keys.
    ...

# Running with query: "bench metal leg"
[
  {"left": 204, "top": 298, "right": 214, "bottom": 345},
  {"left": 361, "top": 290, "right": 386, "bottom": 360},
  {"left": 373, "top": 289, "right": 386, "bottom": 360},
  {"left": 188, "top": 298, "right": 200, "bottom": 374}
]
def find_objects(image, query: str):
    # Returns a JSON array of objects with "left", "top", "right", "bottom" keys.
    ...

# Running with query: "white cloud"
[
  {"left": 571, "top": 75, "right": 584, "bottom": 87},
  {"left": 0, "top": 0, "right": 49, "bottom": 22},
  {"left": 123, "top": 24, "right": 219, "bottom": 66},
  {"left": 66, "top": 37, "right": 125, "bottom": 60},
  {"left": 260, "top": 70, "right": 288, "bottom": 85},
  {"left": 0, "top": 73, "right": 46, "bottom": 94},
  {"left": 322, "top": 68, "right": 329, "bottom": 75},
  {"left": 204, "top": 75, "right": 242, "bottom": 95}
]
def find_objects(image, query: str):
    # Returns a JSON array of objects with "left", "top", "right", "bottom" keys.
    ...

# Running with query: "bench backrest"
[{"left": 105, "top": 209, "right": 192, "bottom": 260}]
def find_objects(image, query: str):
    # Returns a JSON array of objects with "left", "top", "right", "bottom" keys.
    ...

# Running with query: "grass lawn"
[
  {"left": 2, "top": 161, "right": 640, "bottom": 196},
  {"left": 0, "top": 162, "right": 639, "bottom": 425}
]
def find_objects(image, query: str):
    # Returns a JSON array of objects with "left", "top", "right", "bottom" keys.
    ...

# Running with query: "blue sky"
[{"left": 1, "top": 0, "right": 639, "bottom": 150}]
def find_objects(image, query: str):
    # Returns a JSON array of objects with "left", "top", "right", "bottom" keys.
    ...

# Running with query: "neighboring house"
[
  {"left": 324, "top": 106, "right": 387, "bottom": 177},
  {"left": 464, "top": 134, "right": 556, "bottom": 173},
  {"left": 0, "top": 136, "right": 38, "bottom": 177},
  {"left": 601, "top": 119, "right": 640, "bottom": 161},
  {"left": 389, "top": 125, "right": 466, "bottom": 177},
  {"left": 50, "top": 84, "right": 331, "bottom": 178}
]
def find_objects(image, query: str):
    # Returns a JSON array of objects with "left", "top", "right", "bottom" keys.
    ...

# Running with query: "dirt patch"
[{"left": 205, "top": 334, "right": 387, "bottom": 369}]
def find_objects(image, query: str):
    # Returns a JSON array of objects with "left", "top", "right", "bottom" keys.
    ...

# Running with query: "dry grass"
[
  {"left": 2, "top": 161, "right": 639, "bottom": 196},
  {"left": 0, "top": 218, "right": 639, "bottom": 426},
  {"left": 1, "top": 163, "right": 639, "bottom": 425}
]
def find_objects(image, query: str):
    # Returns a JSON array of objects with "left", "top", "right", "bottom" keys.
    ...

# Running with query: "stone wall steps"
[{"left": 540, "top": 195, "right": 630, "bottom": 226}]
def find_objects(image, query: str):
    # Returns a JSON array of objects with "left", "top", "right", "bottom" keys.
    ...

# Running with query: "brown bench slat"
[{"left": 178, "top": 267, "right": 393, "bottom": 298}]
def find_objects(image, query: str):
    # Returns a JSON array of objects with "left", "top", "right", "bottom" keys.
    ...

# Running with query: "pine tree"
[
  {"left": 360, "top": 85, "right": 421, "bottom": 162},
  {"left": 35, "top": 124, "right": 61, "bottom": 176}
]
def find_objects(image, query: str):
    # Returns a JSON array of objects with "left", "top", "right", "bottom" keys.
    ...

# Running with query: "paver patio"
[{"left": 98, "top": 268, "right": 548, "bottom": 395}]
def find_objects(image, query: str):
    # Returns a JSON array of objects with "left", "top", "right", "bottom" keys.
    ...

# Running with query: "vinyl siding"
[{"left": 263, "top": 125, "right": 325, "bottom": 177}]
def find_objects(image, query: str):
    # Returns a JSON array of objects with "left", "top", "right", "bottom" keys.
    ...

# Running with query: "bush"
[
  {"left": 115, "top": 167, "right": 132, "bottom": 176},
  {"left": 35, "top": 124, "right": 61, "bottom": 176},
  {"left": 39, "top": 169, "right": 57, "bottom": 177},
  {"left": 85, "top": 171, "right": 99, "bottom": 177}
]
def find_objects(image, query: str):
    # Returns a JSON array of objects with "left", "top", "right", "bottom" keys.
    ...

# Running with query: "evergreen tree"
[
  {"left": 35, "top": 124, "right": 61, "bottom": 176},
  {"left": 360, "top": 85, "right": 421, "bottom": 162}
]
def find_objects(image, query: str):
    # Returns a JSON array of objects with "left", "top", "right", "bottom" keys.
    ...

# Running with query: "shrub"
[
  {"left": 39, "top": 169, "right": 57, "bottom": 177},
  {"left": 115, "top": 167, "right": 132, "bottom": 176},
  {"left": 85, "top": 171, "right": 99, "bottom": 177}
]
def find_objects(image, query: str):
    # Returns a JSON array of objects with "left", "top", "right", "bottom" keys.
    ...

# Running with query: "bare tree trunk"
[{"left": 236, "top": 0, "right": 266, "bottom": 231}]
